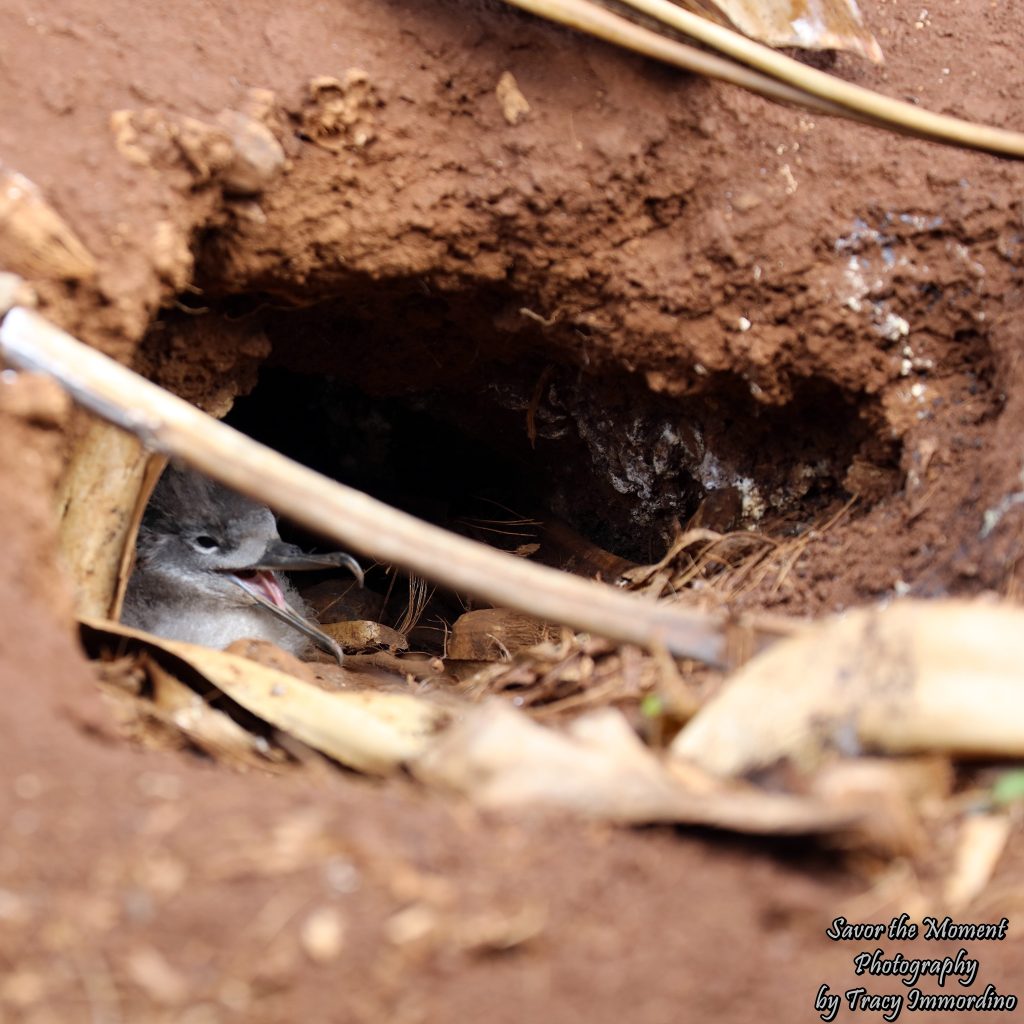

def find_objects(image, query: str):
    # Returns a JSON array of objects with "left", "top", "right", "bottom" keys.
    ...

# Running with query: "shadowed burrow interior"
[{"left": 132, "top": 279, "right": 899, "bottom": 646}]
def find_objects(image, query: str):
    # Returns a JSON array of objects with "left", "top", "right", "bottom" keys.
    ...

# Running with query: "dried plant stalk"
[
  {"left": 503, "top": 0, "right": 861, "bottom": 120},
  {"left": 0, "top": 164, "right": 97, "bottom": 280},
  {"left": 615, "top": 0, "right": 1024, "bottom": 155},
  {"left": 673, "top": 599, "right": 1024, "bottom": 776},
  {"left": 508, "top": 0, "right": 1024, "bottom": 158},
  {"left": 56, "top": 421, "right": 155, "bottom": 618}
]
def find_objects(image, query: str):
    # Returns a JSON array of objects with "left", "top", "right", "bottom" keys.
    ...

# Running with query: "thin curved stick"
[
  {"left": 502, "top": 0, "right": 866, "bottom": 120},
  {"left": 0, "top": 305, "right": 730, "bottom": 666},
  {"left": 612, "top": 0, "right": 1024, "bottom": 157}
]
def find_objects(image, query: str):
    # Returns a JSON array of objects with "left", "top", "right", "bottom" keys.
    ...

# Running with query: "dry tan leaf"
[
  {"left": 412, "top": 699, "right": 853, "bottom": 833},
  {"left": 811, "top": 757, "right": 953, "bottom": 856},
  {"left": 447, "top": 608, "right": 559, "bottom": 662},
  {"left": 678, "top": 0, "right": 882, "bottom": 62},
  {"left": 943, "top": 813, "right": 1012, "bottom": 911},
  {"left": 0, "top": 164, "right": 97, "bottom": 280},
  {"left": 319, "top": 619, "right": 409, "bottom": 653},
  {"left": 146, "top": 655, "right": 282, "bottom": 770},
  {"left": 672, "top": 599, "right": 1024, "bottom": 777},
  {"left": 81, "top": 618, "right": 449, "bottom": 774}
]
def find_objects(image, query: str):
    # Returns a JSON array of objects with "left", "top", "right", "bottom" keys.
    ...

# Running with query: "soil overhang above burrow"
[
  {"left": 53, "top": 63, "right": 1021, "bottom": 615},
  {"left": 135, "top": 276, "right": 892, "bottom": 580}
]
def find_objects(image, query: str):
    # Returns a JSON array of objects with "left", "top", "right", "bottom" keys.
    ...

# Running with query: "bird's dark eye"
[{"left": 193, "top": 535, "right": 219, "bottom": 551}]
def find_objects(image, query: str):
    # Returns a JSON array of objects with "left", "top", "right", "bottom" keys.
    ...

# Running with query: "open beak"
[
  {"left": 219, "top": 540, "right": 363, "bottom": 665},
  {"left": 225, "top": 571, "right": 345, "bottom": 665},
  {"left": 246, "top": 539, "right": 365, "bottom": 587}
]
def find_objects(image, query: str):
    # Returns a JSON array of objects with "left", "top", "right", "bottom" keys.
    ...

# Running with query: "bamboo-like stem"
[
  {"left": 503, "top": 0, "right": 864, "bottom": 121},
  {"left": 56, "top": 421, "right": 151, "bottom": 619},
  {"left": 608, "top": 0, "right": 1024, "bottom": 157},
  {"left": 0, "top": 306, "right": 730, "bottom": 665}
]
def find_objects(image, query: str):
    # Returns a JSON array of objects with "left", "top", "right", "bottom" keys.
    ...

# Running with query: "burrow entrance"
[{"left": 136, "top": 282, "right": 897, "bottom": 651}]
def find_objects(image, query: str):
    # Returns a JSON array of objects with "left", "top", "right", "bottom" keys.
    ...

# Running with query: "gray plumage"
[{"left": 123, "top": 467, "right": 317, "bottom": 656}]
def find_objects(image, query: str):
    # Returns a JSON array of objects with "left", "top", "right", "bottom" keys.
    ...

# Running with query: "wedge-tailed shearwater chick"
[{"left": 122, "top": 466, "right": 363, "bottom": 661}]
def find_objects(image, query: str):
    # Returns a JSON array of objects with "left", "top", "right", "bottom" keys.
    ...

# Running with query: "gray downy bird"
[{"left": 122, "top": 466, "right": 363, "bottom": 661}]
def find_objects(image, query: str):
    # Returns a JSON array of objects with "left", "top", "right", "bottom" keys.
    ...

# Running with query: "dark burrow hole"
[{"left": 141, "top": 291, "right": 895, "bottom": 651}]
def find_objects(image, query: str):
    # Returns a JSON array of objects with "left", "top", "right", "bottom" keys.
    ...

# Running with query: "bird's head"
[
  {"left": 134, "top": 466, "right": 363, "bottom": 662},
  {"left": 136, "top": 466, "right": 283, "bottom": 598}
]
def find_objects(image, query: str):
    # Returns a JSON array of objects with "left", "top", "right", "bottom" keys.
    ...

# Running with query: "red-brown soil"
[{"left": 1, "top": 0, "right": 1024, "bottom": 1018}]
